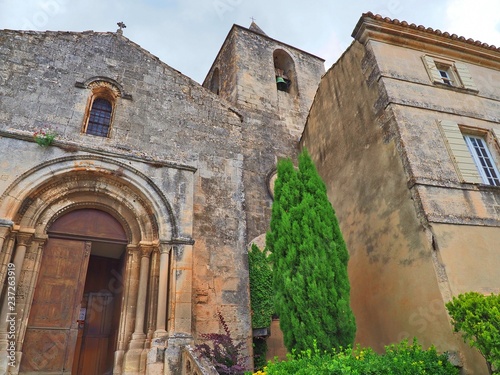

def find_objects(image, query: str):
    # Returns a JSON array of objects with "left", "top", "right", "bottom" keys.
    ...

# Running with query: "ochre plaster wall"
[
  {"left": 301, "top": 41, "right": 489, "bottom": 374},
  {"left": 432, "top": 224, "right": 500, "bottom": 295}
]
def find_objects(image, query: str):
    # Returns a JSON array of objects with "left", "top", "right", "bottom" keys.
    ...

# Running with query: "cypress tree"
[{"left": 266, "top": 149, "right": 356, "bottom": 353}]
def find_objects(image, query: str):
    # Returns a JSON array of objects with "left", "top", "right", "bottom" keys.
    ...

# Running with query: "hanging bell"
[{"left": 276, "top": 76, "right": 288, "bottom": 91}]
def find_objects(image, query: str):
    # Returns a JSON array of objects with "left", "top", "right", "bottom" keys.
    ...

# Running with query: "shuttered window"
[
  {"left": 464, "top": 135, "right": 500, "bottom": 186},
  {"left": 439, "top": 120, "right": 500, "bottom": 186},
  {"left": 422, "top": 56, "right": 478, "bottom": 92}
]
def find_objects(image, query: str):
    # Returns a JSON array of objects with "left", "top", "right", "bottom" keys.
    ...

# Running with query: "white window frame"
[
  {"left": 463, "top": 135, "right": 500, "bottom": 186},
  {"left": 422, "top": 55, "right": 478, "bottom": 92},
  {"left": 436, "top": 63, "right": 456, "bottom": 86},
  {"left": 439, "top": 120, "right": 500, "bottom": 186}
]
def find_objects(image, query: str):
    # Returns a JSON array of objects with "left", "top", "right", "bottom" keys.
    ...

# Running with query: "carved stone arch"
[
  {"left": 37, "top": 195, "right": 139, "bottom": 244},
  {"left": 76, "top": 76, "right": 132, "bottom": 100},
  {"left": 17, "top": 173, "right": 157, "bottom": 242},
  {"left": 0, "top": 155, "right": 178, "bottom": 243}
]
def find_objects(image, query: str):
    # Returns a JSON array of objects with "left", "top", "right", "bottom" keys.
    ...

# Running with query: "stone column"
[
  {"left": 168, "top": 244, "right": 193, "bottom": 335},
  {"left": 0, "top": 230, "right": 34, "bottom": 326},
  {"left": 113, "top": 244, "right": 137, "bottom": 374},
  {"left": 0, "top": 229, "right": 34, "bottom": 374},
  {"left": 146, "top": 247, "right": 159, "bottom": 343},
  {"left": 130, "top": 242, "right": 153, "bottom": 346},
  {"left": 0, "top": 219, "right": 14, "bottom": 289},
  {"left": 154, "top": 242, "right": 171, "bottom": 338},
  {"left": 123, "top": 242, "right": 153, "bottom": 374},
  {"left": 12, "top": 235, "right": 46, "bottom": 375},
  {"left": 16, "top": 237, "right": 46, "bottom": 342}
]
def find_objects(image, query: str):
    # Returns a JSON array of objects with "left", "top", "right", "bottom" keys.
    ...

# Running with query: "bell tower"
[
  {"left": 203, "top": 21, "right": 325, "bottom": 138},
  {"left": 202, "top": 22, "right": 325, "bottom": 243}
]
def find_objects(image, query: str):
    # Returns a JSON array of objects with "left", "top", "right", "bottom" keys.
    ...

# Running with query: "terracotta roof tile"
[{"left": 361, "top": 11, "right": 499, "bottom": 52}]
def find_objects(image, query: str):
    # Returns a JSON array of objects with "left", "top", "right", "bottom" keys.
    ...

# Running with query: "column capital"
[
  {"left": 126, "top": 244, "right": 138, "bottom": 256},
  {"left": 0, "top": 221, "right": 13, "bottom": 239},
  {"left": 159, "top": 241, "right": 172, "bottom": 255},
  {"left": 138, "top": 242, "right": 154, "bottom": 258},
  {"left": 16, "top": 228, "right": 36, "bottom": 246}
]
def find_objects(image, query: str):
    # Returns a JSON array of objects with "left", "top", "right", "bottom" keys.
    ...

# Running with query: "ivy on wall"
[{"left": 248, "top": 243, "right": 274, "bottom": 329}]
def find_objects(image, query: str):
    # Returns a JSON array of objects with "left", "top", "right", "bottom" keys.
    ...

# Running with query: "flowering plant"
[{"left": 33, "top": 128, "right": 57, "bottom": 147}]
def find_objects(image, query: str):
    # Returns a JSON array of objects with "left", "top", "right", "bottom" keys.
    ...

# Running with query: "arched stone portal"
[{"left": 0, "top": 155, "right": 195, "bottom": 374}]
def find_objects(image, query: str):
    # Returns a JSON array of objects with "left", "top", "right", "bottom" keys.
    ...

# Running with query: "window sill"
[{"left": 433, "top": 82, "right": 479, "bottom": 95}]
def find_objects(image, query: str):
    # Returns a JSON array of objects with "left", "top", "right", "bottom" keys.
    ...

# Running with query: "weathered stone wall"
[
  {"left": 204, "top": 25, "right": 325, "bottom": 245},
  {"left": 300, "top": 39, "right": 489, "bottom": 374},
  {"left": 0, "top": 29, "right": 252, "bottom": 372}
]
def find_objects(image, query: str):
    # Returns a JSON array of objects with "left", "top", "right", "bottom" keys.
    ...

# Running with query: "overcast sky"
[{"left": 1, "top": 0, "right": 499, "bottom": 84}]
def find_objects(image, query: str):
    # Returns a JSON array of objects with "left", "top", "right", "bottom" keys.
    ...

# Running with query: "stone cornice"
[{"left": 352, "top": 12, "right": 500, "bottom": 69}]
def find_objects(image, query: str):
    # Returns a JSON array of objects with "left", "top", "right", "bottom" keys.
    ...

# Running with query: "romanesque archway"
[{"left": 0, "top": 155, "right": 195, "bottom": 374}]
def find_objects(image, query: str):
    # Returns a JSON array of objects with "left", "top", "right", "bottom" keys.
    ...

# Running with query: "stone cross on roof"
[{"left": 117, "top": 22, "right": 126, "bottom": 35}]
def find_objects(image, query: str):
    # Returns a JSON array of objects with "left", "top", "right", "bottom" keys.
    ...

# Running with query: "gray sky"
[{"left": 1, "top": 0, "right": 499, "bottom": 83}]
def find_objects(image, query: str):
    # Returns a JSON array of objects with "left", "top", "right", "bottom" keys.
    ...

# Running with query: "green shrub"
[
  {"left": 446, "top": 292, "right": 500, "bottom": 374},
  {"left": 260, "top": 339, "right": 458, "bottom": 375}
]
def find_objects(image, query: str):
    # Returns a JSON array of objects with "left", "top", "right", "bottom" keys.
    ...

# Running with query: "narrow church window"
[
  {"left": 87, "top": 98, "right": 113, "bottom": 136},
  {"left": 80, "top": 79, "right": 123, "bottom": 138}
]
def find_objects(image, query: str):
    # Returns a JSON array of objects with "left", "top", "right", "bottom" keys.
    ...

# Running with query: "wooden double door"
[{"left": 20, "top": 237, "right": 123, "bottom": 374}]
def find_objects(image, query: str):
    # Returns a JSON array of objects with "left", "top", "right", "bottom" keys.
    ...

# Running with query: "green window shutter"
[
  {"left": 438, "top": 120, "right": 482, "bottom": 183},
  {"left": 454, "top": 62, "right": 478, "bottom": 91},
  {"left": 422, "top": 55, "right": 442, "bottom": 83}
]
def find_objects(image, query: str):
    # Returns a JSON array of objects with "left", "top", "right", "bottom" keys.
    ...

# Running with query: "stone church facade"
[
  {"left": 1, "top": 12, "right": 499, "bottom": 375},
  {"left": 0, "top": 22, "right": 323, "bottom": 374}
]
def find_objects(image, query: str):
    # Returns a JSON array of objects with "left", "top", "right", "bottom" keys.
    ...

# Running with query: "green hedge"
[{"left": 255, "top": 339, "right": 458, "bottom": 375}]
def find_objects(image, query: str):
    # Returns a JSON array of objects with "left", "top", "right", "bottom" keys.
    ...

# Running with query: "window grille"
[{"left": 87, "top": 98, "right": 112, "bottom": 137}]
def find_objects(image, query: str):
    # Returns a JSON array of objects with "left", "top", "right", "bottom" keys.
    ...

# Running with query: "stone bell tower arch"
[{"left": 0, "top": 155, "right": 195, "bottom": 374}]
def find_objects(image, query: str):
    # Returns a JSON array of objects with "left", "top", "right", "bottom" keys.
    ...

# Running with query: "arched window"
[
  {"left": 81, "top": 80, "right": 122, "bottom": 137},
  {"left": 87, "top": 98, "right": 113, "bottom": 136},
  {"left": 273, "top": 49, "right": 297, "bottom": 95}
]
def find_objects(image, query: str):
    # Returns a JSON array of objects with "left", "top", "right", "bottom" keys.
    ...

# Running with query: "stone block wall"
[
  {"left": 0, "top": 28, "right": 253, "bottom": 371},
  {"left": 203, "top": 25, "right": 325, "bottom": 244}
]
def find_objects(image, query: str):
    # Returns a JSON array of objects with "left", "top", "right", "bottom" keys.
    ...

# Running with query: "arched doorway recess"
[{"left": 0, "top": 155, "right": 195, "bottom": 374}]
